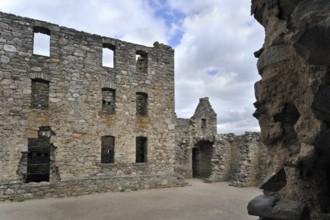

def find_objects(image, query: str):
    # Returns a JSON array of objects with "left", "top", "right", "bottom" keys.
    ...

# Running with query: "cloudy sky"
[{"left": 0, "top": 0, "right": 265, "bottom": 134}]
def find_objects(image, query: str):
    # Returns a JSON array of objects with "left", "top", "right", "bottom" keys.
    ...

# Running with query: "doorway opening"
[
  {"left": 26, "top": 127, "right": 52, "bottom": 183},
  {"left": 192, "top": 141, "right": 213, "bottom": 178}
]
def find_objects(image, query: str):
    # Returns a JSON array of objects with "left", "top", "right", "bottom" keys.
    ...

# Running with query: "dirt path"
[{"left": 0, "top": 179, "right": 261, "bottom": 220}]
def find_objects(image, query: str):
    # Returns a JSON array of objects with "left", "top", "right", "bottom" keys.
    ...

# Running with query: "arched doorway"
[{"left": 192, "top": 141, "right": 213, "bottom": 178}]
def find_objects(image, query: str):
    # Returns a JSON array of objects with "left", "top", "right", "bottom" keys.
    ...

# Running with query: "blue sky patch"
[
  {"left": 207, "top": 69, "right": 219, "bottom": 76},
  {"left": 148, "top": 0, "right": 185, "bottom": 47}
]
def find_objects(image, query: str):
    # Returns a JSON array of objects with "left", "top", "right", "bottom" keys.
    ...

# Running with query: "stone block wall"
[
  {"left": 174, "top": 118, "right": 191, "bottom": 177},
  {"left": 227, "top": 132, "right": 268, "bottom": 187},
  {"left": 175, "top": 98, "right": 268, "bottom": 186},
  {"left": 0, "top": 11, "right": 184, "bottom": 201},
  {"left": 208, "top": 132, "right": 267, "bottom": 186}
]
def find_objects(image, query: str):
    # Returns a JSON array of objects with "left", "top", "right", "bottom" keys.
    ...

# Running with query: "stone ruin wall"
[
  {"left": 0, "top": 11, "right": 185, "bottom": 201},
  {"left": 175, "top": 98, "right": 268, "bottom": 187},
  {"left": 248, "top": 0, "right": 330, "bottom": 219},
  {"left": 224, "top": 132, "right": 268, "bottom": 187},
  {"left": 0, "top": 10, "right": 270, "bottom": 202}
]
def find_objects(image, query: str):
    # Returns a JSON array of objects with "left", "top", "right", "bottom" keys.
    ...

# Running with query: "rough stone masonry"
[
  {"left": 0, "top": 11, "right": 184, "bottom": 201},
  {"left": 0, "top": 11, "right": 268, "bottom": 202},
  {"left": 175, "top": 97, "right": 268, "bottom": 187},
  {"left": 248, "top": 0, "right": 330, "bottom": 220}
]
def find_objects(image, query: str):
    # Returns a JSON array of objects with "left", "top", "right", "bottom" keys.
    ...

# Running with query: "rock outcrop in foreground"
[{"left": 249, "top": 0, "right": 330, "bottom": 219}]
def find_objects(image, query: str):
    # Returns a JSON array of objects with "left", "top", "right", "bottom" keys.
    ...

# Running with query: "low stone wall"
[
  {"left": 207, "top": 132, "right": 268, "bottom": 187},
  {"left": 228, "top": 132, "right": 268, "bottom": 187},
  {"left": 207, "top": 134, "right": 232, "bottom": 182},
  {"left": 0, "top": 174, "right": 186, "bottom": 202}
]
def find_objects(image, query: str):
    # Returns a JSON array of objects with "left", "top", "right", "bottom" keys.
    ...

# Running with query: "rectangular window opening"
[
  {"left": 101, "top": 136, "right": 115, "bottom": 164},
  {"left": 136, "top": 136, "right": 147, "bottom": 163},
  {"left": 33, "top": 27, "right": 50, "bottom": 56},
  {"left": 102, "top": 88, "right": 115, "bottom": 114},
  {"left": 102, "top": 44, "right": 115, "bottom": 68},
  {"left": 31, "top": 78, "right": 50, "bottom": 109},
  {"left": 136, "top": 92, "right": 148, "bottom": 116},
  {"left": 201, "top": 119, "right": 207, "bottom": 129},
  {"left": 136, "top": 50, "right": 147, "bottom": 73}
]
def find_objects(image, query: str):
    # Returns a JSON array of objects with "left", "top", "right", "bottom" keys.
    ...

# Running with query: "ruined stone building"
[
  {"left": 248, "top": 0, "right": 330, "bottom": 220},
  {"left": 0, "top": 11, "right": 268, "bottom": 202},
  {"left": 175, "top": 97, "right": 268, "bottom": 187},
  {"left": 0, "top": 11, "right": 184, "bottom": 201}
]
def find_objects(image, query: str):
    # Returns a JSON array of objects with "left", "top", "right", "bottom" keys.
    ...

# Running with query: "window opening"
[
  {"left": 136, "top": 136, "right": 147, "bottom": 163},
  {"left": 136, "top": 50, "right": 147, "bottom": 73},
  {"left": 31, "top": 78, "right": 50, "bottom": 109},
  {"left": 102, "top": 88, "right": 115, "bottom": 114},
  {"left": 136, "top": 92, "right": 148, "bottom": 116},
  {"left": 102, "top": 44, "right": 115, "bottom": 68},
  {"left": 201, "top": 119, "right": 207, "bottom": 129},
  {"left": 101, "top": 136, "right": 115, "bottom": 163},
  {"left": 33, "top": 27, "right": 50, "bottom": 56}
]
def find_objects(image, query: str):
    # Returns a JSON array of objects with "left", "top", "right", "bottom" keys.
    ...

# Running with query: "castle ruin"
[
  {"left": 0, "top": 11, "right": 267, "bottom": 202},
  {"left": 0, "top": 11, "right": 184, "bottom": 200},
  {"left": 175, "top": 97, "right": 268, "bottom": 187}
]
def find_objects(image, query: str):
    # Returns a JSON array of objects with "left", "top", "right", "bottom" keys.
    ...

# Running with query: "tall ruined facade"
[
  {"left": 249, "top": 0, "right": 330, "bottom": 219},
  {"left": 0, "top": 12, "right": 184, "bottom": 201}
]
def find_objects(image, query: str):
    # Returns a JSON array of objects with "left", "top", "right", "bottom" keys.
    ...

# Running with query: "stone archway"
[{"left": 192, "top": 141, "right": 213, "bottom": 178}]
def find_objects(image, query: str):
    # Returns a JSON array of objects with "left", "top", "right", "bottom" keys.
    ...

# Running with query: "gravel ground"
[{"left": 0, "top": 179, "right": 261, "bottom": 220}]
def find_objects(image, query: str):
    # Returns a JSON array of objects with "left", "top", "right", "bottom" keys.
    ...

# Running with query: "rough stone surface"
[
  {"left": 260, "top": 168, "right": 286, "bottom": 192},
  {"left": 248, "top": 195, "right": 278, "bottom": 217},
  {"left": 291, "top": 0, "right": 330, "bottom": 65},
  {"left": 248, "top": 195, "right": 305, "bottom": 220},
  {"left": 175, "top": 98, "right": 268, "bottom": 187},
  {"left": 0, "top": 11, "right": 184, "bottom": 201},
  {"left": 312, "top": 85, "right": 330, "bottom": 122},
  {"left": 250, "top": 0, "right": 330, "bottom": 219}
]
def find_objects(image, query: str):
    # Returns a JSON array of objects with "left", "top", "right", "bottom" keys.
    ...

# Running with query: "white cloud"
[
  {"left": 0, "top": 0, "right": 169, "bottom": 46},
  {"left": 0, "top": 0, "right": 265, "bottom": 134},
  {"left": 169, "top": 0, "right": 264, "bottom": 133}
]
